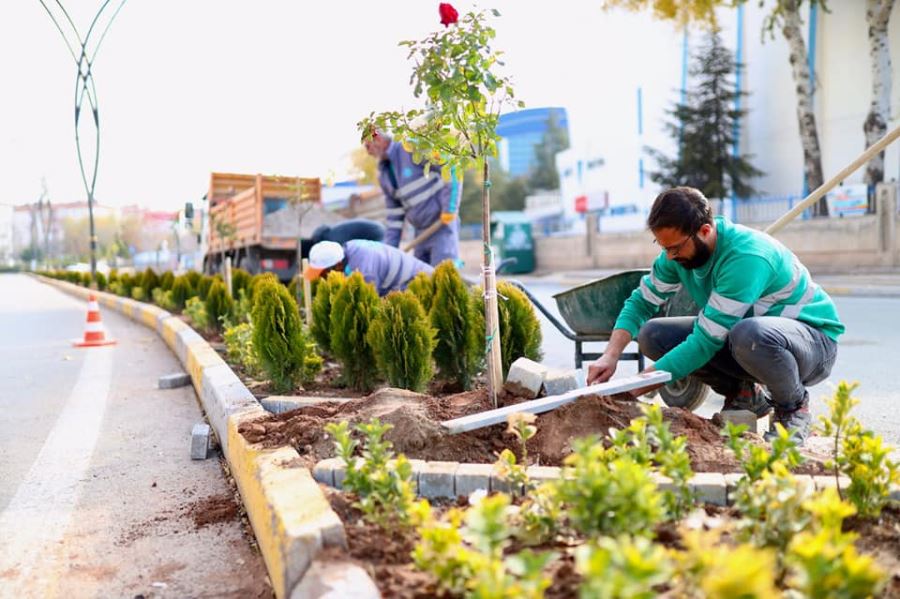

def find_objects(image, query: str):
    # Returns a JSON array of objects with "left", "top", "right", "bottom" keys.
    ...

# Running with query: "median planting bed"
[{"left": 48, "top": 267, "right": 900, "bottom": 597}]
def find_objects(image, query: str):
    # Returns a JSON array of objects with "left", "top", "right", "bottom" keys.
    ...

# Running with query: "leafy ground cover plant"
[
  {"left": 576, "top": 535, "right": 671, "bottom": 599},
  {"left": 366, "top": 291, "right": 436, "bottom": 392},
  {"left": 183, "top": 296, "right": 209, "bottom": 332},
  {"left": 330, "top": 272, "right": 379, "bottom": 391},
  {"left": 816, "top": 381, "right": 899, "bottom": 517},
  {"left": 493, "top": 412, "right": 537, "bottom": 497},
  {"left": 223, "top": 321, "right": 260, "bottom": 377},
  {"left": 325, "top": 419, "right": 417, "bottom": 529}
]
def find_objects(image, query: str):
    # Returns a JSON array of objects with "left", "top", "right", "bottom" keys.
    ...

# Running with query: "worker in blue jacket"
[{"left": 364, "top": 129, "right": 461, "bottom": 266}]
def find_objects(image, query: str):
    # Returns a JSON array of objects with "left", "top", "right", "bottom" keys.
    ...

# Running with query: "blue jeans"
[{"left": 638, "top": 316, "right": 838, "bottom": 411}]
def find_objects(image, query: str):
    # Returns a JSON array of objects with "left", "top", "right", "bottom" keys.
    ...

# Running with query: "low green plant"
[
  {"left": 118, "top": 273, "right": 135, "bottom": 297},
  {"left": 497, "top": 281, "right": 542, "bottom": 377},
  {"left": 81, "top": 272, "right": 91, "bottom": 287},
  {"left": 310, "top": 270, "right": 345, "bottom": 354},
  {"left": 785, "top": 488, "right": 886, "bottom": 598},
  {"left": 184, "top": 270, "right": 202, "bottom": 289},
  {"left": 231, "top": 268, "right": 252, "bottom": 298},
  {"left": 514, "top": 481, "right": 564, "bottom": 546},
  {"left": 493, "top": 412, "right": 537, "bottom": 496},
  {"left": 366, "top": 291, "right": 436, "bottom": 392},
  {"left": 159, "top": 270, "right": 175, "bottom": 291},
  {"left": 170, "top": 275, "right": 193, "bottom": 310},
  {"left": 557, "top": 436, "right": 665, "bottom": 538},
  {"left": 725, "top": 421, "right": 804, "bottom": 483},
  {"left": 223, "top": 321, "right": 261, "bottom": 377},
  {"left": 816, "top": 381, "right": 900, "bottom": 518},
  {"left": 406, "top": 270, "right": 435, "bottom": 314},
  {"left": 108, "top": 269, "right": 118, "bottom": 285},
  {"left": 575, "top": 535, "right": 672, "bottom": 599},
  {"left": 184, "top": 296, "right": 209, "bottom": 331},
  {"left": 325, "top": 419, "right": 417, "bottom": 529},
  {"left": 204, "top": 280, "right": 234, "bottom": 332},
  {"left": 609, "top": 404, "right": 695, "bottom": 519},
  {"left": 196, "top": 275, "right": 216, "bottom": 301},
  {"left": 130, "top": 286, "right": 146, "bottom": 302},
  {"left": 251, "top": 279, "right": 319, "bottom": 392},
  {"left": 151, "top": 287, "right": 176, "bottom": 311},
  {"left": 108, "top": 281, "right": 123, "bottom": 296},
  {"left": 229, "top": 287, "right": 254, "bottom": 325},
  {"left": 250, "top": 272, "right": 279, "bottom": 302},
  {"left": 733, "top": 463, "right": 812, "bottom": 561},
  {"left": 330, "top": 272, "right": 380, "bottom": 392},
  {"left": 671, "top": 529, "right": 780, "bottom": 599},
  {"left": 94, "top": 271, "right": 107, "bottom": 291},
  {"left": 430, "top": 261, "right": 481, "bottom": 390}
]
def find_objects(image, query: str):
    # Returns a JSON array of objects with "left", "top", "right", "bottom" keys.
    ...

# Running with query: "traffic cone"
[{"left": 74, "top": 293, "right": 117, "bottom": 347}]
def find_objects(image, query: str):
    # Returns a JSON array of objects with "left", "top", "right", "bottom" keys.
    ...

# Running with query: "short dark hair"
[{"left": 646, "top": 187, "right": 713, "bottom": 234}]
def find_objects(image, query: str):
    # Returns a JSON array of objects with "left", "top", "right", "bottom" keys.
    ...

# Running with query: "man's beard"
[{"left": 675, "top": 235, "right": 712, "bottom": 270}]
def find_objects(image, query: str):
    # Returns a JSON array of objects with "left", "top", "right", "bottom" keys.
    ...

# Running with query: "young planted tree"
[
  {"left": 330, "top": 272, "right": 380, "bottom": 392},
  {"left": 251, "top": 279, "right": 318, "bottom": 393},
  {"left": 496, "top": 282, "right": 543, "bottom": 377},
  {"left": 359, "top": 4, "right": 521, "bottom": 405},
  {"left": 367, "top": 291, "right": 436, "bottom": 392},
  {"left": 430, "top": 261, "right": 481, "bottom": 391},
  {"left": 646, "top": 28, "right": 762, "bottom": 199},
  {"left": 311, "top": 271, "right": 345, "bottom": 354}
]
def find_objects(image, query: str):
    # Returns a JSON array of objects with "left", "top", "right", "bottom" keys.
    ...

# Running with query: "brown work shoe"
[{"left": 721, "top": 383, "right": 773, "bottom": 418}]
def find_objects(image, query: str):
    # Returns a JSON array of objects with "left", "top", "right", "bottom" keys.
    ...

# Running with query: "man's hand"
[
  {"left": 440, "top": 212, "right": 456, "bottom": 225},
  {"left": 587, "top": 355, "right": 618, "bottom": 385}
]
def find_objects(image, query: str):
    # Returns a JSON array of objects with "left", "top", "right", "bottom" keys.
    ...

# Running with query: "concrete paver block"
[
  {"left": 313, "top": 458, "right": 343, "bottom": 487},
  {"left": 407, "top": 459, "right": 426, "bottom": 495},
  {"left": 793, "top": 474, "right": 815, "bottom": 495},
  {"left": 261, "top": 395, "right": 352, "bottom": 415},
  {"left": 159, "top": 372, "right": 191, "bottom": 389},
  {"left": 454, "top": 463, "right": 492, "bottom": 497},
  {"left": 290, "top": 559, "right": 380, "bottom": 599},
  {"left": 651, "top": 472, "right": 676, "bottom": 493},
  {"left": 724, "top": 473, "right": 745, "bottom": 505},
  {"left": 890, "top": 484, "right": 900, "bottom": 502},
  {"left": 526, "top": 465, "right": 561, "bottom": 485},
  {"left": 542, "top": 369, "right": 579, "bottom": 396},
  {"left": 690, "top": 472, "right": 727, "bottom": 505},
  {"left": 718, "top": 410, "right": 769, "bottom": 436},
  {"left": 418, "top": 461, "right": 459, "bottom": 498},
  {"left": 191, "top": 423, "right": 211, "bottom": 460},
  {"left": 490, "top": 464, "right": 524, "bottom": 495},
  {"left": 504, "top": 358, "right": 547, "bottom": 399}
]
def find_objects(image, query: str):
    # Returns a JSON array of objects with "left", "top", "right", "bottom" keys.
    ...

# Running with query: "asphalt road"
[
  {"left": 521, "top": 282, "right": 900, "bottom": 446},
  {"left": 0, "top": 274, "right": 270, "bottom": 598}
]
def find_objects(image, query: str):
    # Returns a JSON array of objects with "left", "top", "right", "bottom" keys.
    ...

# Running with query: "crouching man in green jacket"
[{"left": 587, "top": 187, "right": 844, "bottom": 444}]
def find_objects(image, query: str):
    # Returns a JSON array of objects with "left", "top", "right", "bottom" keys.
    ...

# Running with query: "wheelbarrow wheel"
[{"left": 658, "top": 376, "right": 710, "bottom": 412}]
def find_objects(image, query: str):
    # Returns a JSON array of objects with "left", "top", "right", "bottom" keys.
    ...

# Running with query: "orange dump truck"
[{"left": 205, "top": 172, "right": 343, "bottom": 280}]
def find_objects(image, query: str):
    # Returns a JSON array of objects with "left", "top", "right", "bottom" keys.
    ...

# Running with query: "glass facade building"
[{"left": 496, "top": 107, "right": 569, "bottom": 177}]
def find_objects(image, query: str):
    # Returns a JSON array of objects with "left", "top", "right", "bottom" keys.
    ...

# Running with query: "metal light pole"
[{"left": 38, "top": 0, "right": 127, "bottom": 281}]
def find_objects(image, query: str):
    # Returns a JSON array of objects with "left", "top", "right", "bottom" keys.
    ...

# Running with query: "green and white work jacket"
[{"left": 614, "top": 216, "right": 845, "bottom": 381}]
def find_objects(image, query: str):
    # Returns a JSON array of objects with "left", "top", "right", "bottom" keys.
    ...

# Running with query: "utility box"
[{"left": 491, "top": 211, "right": 535, "bottom": 274}]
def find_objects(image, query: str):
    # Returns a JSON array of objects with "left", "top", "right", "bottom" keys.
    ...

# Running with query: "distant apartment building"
[
  {"left": 0, "top": 204, "right": 13, "bottom": 265},
  {"left": 497, "top": 107, "right": 569, "bottom": 177}
]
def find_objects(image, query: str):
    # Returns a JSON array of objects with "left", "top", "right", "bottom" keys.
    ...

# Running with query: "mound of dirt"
[{"left": 237, "top": 387, "right": 825, "bottom": 474}]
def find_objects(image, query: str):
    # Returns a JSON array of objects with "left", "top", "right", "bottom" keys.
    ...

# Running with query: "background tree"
[
  {"left": 646, "top": 28, "right": 762, "bottom": 199},
  {"left": 863, "top": 0, "right": 897, "bottom": 211},
  {"left": 458, "top": 162, "right": 528, "bottom": 224},
  {"left": 528, "top": 111, "right": 570, "bottom": 191},
  {"left": 605, "top": 0, "right": 830, "bottom": 216}
]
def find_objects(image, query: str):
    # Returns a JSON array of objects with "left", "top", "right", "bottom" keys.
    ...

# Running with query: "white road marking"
[{"left": 0, "top": 346, "right": 114, "bottom": 595}]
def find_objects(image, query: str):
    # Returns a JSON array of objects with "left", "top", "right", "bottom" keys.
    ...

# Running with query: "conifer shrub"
[
  {"left": 196, "top": 275, "right": 215, "bottom": 301},
  {"left": 131, "top": 286, "right": 146, "bottom": 302},
  {"left": 184, "top": 270, "right": 202, "bottom": 289},
  {"left": 430, "top": 262, "right": 481, "bottom": 390},
  {"left": 140, "top": 268, "right": 159, "bottom": 296},
  {"left": 310, "top": 271, "right": 345, "bottom": 354},
  {"left": 94, "top": 272, "right": 107, "bottom": 291},
  {"left": 251, "top": 279, "right": 319, "bottom": 393},
  {"left": 497, "top": 281, "right": 543, "bottom": 377},
  {"left": 170, "top": 275, "right": 193, "bottom": 310},
  {"left": 330, "top": 272, "right": 380, "bottom": 391},
  {"left": 159, "top": 271, "right": 175, "bottom": 291},
  {"left": 407, "top": 271, "right": 436, "bottom": 314},
  {"left": 367, "top": 291, "right": 436, "bottom": 392},
  {"left": 250, "top": 272, "right": 280, "bottom": 302},
  {"left": 117, "top": 273, "right": 134, "bottom": 297},
  {"left": 80, "top": 272, "right": 92, "bottom": 287},
  {"left": 205, "top": 280, "right": 234, "bottom": 331},
  {"left": 108, "top": 269, "right": 118, "bottom": 285},
  {"left": 231, "top": 268, "right": 252, "bottom": 298}
]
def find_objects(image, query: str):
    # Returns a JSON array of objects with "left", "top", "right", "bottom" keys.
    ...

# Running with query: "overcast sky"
[{"left": 0, "top": 1, "right": 689, "bottom": 211}]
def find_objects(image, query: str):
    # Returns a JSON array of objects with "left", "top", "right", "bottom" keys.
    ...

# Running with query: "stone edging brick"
[{"left": 37, "top": 277, "right": 363, "bottom": 599}]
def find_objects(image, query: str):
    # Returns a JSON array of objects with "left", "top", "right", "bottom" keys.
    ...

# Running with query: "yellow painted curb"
[
  {"left": 186, "top": 341, "right": 225, "bottom": 393},
  {"left": 161, "top": 317, "right": 189, "bottom": 352},
  {"left": 120, "top": 300, "right": 134, "bottom": 318},
  {"left": 140, "top": 305, "right": 166, "bottom": 329},
  {"left": 227, "top": 415, "right": 345, "bottom": 599}
]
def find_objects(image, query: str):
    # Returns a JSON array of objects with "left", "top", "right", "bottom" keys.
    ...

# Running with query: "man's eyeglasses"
[{"left": 654, "top": 235, "right": 694, "bottom": 256}]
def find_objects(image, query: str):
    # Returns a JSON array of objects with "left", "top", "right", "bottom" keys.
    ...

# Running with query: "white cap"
[{"left": 305, "top": 241, "right": 345, "bottom": 281}]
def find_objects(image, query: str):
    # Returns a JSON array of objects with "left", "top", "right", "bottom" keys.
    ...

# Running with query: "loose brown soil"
[
  {"left": 237, "top": 386, "right": 827, "bottom": 475},
  {"left": 185, "top": 493, "right": 240, "bottom": 530}
]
